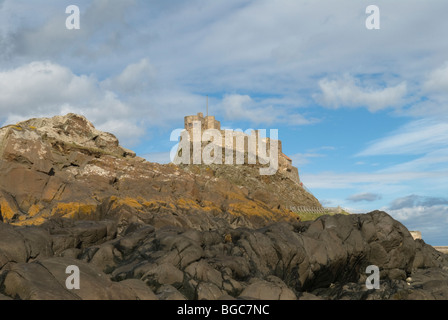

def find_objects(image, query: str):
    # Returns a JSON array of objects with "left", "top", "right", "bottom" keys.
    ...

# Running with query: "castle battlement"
[{"left": 185, "top": 112, "right": 220, "bottom": 135}]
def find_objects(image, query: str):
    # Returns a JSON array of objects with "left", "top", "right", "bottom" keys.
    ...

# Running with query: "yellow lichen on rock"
[
  {"left": 176, "top": 198, "right": 200, "bottom": 211},
  {"left": 0, "top": 198, "right": 17, "bottom": 221},
  {"left": 141, "top": 200, "right": 165, "bottom": 210},
  {"left": 227, "top": 199, "right": 297, "bottom": 223},
  {"left": 11, "top": 125, "right": 23, "bottom": 131},
  {"left": 228, "top": 201, "right": 274, "bottom": 218},
  {"left": 225, "top": 191, "right": 247, "bottom": 202},
  {"left": 196, "top": 200, "right": 220, "bottom": 213},
  {"left": 50, "top": 202, "right": 98, "bottom": 220},
  {"left": 12, "top": 216, "right": 48, "bottom": 226},
  {"left": 110, "top": 197, "right": 143, "bottom": 211},
  {"left": 28, "top": 203, "right": 45, "bottom": 217}
]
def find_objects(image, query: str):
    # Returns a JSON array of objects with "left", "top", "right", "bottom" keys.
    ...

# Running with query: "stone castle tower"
[
  {"left": 181, "top": 112, "right": 301, "bottom": 185},
  {"left": 184, "top": 112, "right": 220, "bottom": 135}
]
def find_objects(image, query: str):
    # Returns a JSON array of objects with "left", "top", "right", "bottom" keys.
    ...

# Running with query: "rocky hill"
[
  {"left": 0, "top": 113, "right": 318, "bottom": 229},
  {"left": 0, "top": 113, "right": 447, "bottom": 300}
]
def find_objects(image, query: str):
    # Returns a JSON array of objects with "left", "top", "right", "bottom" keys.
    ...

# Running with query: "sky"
[{"left": 0, "top": 0, "right": 447, "bottom": 245}]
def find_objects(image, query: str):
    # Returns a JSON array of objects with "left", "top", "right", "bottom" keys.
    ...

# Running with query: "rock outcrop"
[
  {"left": 0, "top": 113, "right": 319, "bottom": 229},
  {"left": 0, "top": 114, "right": 447, "bottom": 300},
  {"left": 1, "top": 210, "right": 447, "bottom": 300}
]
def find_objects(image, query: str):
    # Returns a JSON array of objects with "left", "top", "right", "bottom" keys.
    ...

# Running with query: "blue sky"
[{"left": 0, "top": 0, "right": 447, "bottom": 245}]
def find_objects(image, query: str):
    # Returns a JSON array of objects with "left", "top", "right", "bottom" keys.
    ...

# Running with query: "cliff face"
[
  {"left": 180, "top": 164, "right": 321, "bottom": 210},
  {"left": 0, "top": 113, "right": 318, "bottom": 229}
]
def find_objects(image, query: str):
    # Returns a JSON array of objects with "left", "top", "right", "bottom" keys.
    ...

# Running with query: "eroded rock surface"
[
  {"left": 0, "top": 114, "right": 447, "bottom": 300},
  {"left": 0, "top": 211, "right": 447, "bottom": 300}
]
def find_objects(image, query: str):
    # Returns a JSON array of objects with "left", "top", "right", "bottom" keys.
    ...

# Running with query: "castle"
[{"left": 180, "top": 112, "right": 301, "bottom": 184}]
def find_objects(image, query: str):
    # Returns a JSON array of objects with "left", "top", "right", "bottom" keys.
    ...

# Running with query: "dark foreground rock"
[{"left": 1, "top": 210, "right": 447, "bottom": 300}]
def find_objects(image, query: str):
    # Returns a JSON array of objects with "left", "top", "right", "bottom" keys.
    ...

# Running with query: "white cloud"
[
  {"left": 315, "top": 75, "right": 407, "bottom": 112},
  {"left": 406, "top": 99, "right": 448, "bottom": 118},
  {"left": 221, "top": 94, "right": 254, "bottom": 120},
  {"left": 2, "top": 0, "right": 448, "bottom": 97},
  {"left": 384, "top": 195, "right": 448, "bottom": 245},
  {"left": 404, "top": 61, "right": 448, "bottom": 118},
  {"left": 387, "top": 205, "right": 448, "bottom": 245},
  {"left": 423, "top": 61, "right": 448, "bottom": 93},
  {"left": 0, "top": 61, "right": 97, "bottom": 115},
  {"left": 96, "top": 118, "right": 146, "bottom": 147},
  {"left": 0, "top": 60, "right": 220, "bottom": 147},
  {"left": 3, "top": 0, "right": 138, "bottom": 65},
  {"left": 219, "top": 93, "right": 318, "bottom": 126},
  {"left": 101, "top": 58, "right": 156, "bottom": 94},
  {"left": 347, "top": 192, "right": 382, "bottom": 202},
  {"left": 380, "top": 148, "right": 448, "bottom": 173},
  {"left": 289, "top": 153, "right": 324, "bottom": 166},
  {"left": 301, "top": 171, "right": 448, "bottom": 190},
  {"left": 358, "top": 118, "right": 448, "bottom": 156},
  {"left": 0, "top": 60, "right": 146, "bottom": 146},
  {"left": 289, "top": 147, "right": 335, "bottom": 166},
  {"left": 389, "top": 205, "right": 448, "bottom": 223},
  {"left": 389, "top": 195, "right": 448, "bottom": 211}
]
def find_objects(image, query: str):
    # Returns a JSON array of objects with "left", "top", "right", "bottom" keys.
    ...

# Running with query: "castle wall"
[{"left": 181, "top": 113, "right": 299, "bottom": 183}]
